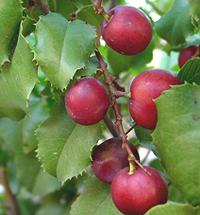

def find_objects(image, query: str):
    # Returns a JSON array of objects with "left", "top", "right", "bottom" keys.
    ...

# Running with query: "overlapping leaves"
[{"left": 36, "top": 103, "right": 101, "bottom": 183}]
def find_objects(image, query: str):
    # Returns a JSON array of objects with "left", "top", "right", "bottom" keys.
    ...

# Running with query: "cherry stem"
[
  {"left": 126, "top": 123, "right": 137, "bottom": 135},
  {"left": 94, "top": 0, "right": 111, "bottom": 21},
  {"left": 103, "top": 115, "right": 120, "bottom": 138},
  {"left": 95, "top": 50, "right": 151, "bottom": 176},
  {"left": 110, "top": 76, "right": 126, "bottom": 92},
  {"left": 34, "top": 0, "right": 50, "bottom": 15},
  {"left": 128, "top": 157, "right": 136, "bottom": 175},
  {"left": 0, "top": 167, "right": 20, "bottom": 215}
]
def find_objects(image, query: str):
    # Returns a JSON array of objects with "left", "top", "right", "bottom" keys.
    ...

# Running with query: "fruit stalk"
[
  {"left": 94, "top": 0, "right": 110, "bottom": 21},
  {"left": 34, "top": 0, "right": 50, "bottom": 15},
  {"left": 95, "top": 50, "right": 150, "bottom": 175},
  {"left": 125, "top": 123, "right": 136, "bottom": 135}
]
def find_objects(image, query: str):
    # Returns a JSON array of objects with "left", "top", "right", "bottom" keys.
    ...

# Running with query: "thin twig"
[
  {"left": 126, "top": 123, "right": 137, "bottom": 135},
  {"left": 0, "top": 167, "right": 20, "bottom": 215},
  {"left": 34, "top": 0, "right": 50, "bottom": 15},
  {"left": 94, "top": 0, "right": 110, "bottom": 21},
  {"left": 95, "top": 50, "right": 150, "bottom": 175},
  {"left": 103, "top": 115, "right": 119, "bottom": 137},
  {"left": 110, "top": 76, "right": 125, "bottom": 92}
]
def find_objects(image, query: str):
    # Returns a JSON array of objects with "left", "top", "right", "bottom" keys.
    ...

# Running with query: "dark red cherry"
[
  {"left": 102, "top": 6, "right": 152, "bottom": 55},
  {"left": 112, "top": 167, "right": 168, "bottom": 215},
  {"left": 65, "top": 77, "right": 110, "bottom": 125},
  {"left": 129, "top": 69, "right": 181, "bottom": 129},
  {"left": 178, "top": 45, "right": 200, "bottom": 68},
  {"left": 92, "top": 138, "right": 139, "bottom": 183}
]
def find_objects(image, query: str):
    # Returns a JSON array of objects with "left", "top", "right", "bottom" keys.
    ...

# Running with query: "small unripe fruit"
[
  {"left": 129, "top": 69, "right": 181, "bottom": 129},
  {"left": 65, "top": 77, "right": 110, "bottom": 125},
  {"left": 112, "top": 167, "right": 168, "bottom": 215},
  {"left": 178, "top": 45, "right": 200, "bottom": 68},
  {"left": 92, "top": 138, "right": 139, "bottom": 183},
  {"left": 102, "top": 6, "right": 152, "bottom": 55}
]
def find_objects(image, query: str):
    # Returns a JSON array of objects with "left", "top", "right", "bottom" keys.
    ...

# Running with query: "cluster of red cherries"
[{"left": 65, "top": 5, "right": 199, "bottom": 215}]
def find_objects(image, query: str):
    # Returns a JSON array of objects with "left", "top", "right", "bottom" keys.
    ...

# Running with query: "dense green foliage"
[{"left": 0, "top": 0, "right": 200, "bottom": 214}]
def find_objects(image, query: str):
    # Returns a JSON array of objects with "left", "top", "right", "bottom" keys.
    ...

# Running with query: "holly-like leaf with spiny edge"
[
  {"left": 152, "top": 84, "right": 200, "bottom": 206},
  {"left": 0, "top": 21, "right": 37, "bottom": 120},
  {"left": 178, "top": 58, "right": 200, "bottom": 84},
  {"left": 34, "top": 13, "right": 96, "bottom": 90},
  {"left": 36, "top": 103, "right": 101, "bottom": 183}
]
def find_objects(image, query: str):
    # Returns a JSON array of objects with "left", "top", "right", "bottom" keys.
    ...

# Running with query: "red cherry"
[
  {"left": 102, "top": 6, "right": 152, "bottom": 55},
  {"left": 178, "top": 46, "right": 200, "bottom": 68},
  {"left": 129, "top": 99, "right": 157, "bottom": 130},
  {"left": 92, "top": 138, "right": 139, "bottom": 183},
  {"left": 65, "top": 77, "right": 110, "bottom": 125},
  {"left": 129, "top": 69, "right": 181, "bottom": 129},
  {"left": 112, "top": 167, "right": 168, "bottom": 215}
]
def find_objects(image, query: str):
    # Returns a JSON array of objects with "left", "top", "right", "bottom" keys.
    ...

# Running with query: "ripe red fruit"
[
  {"left": 178, "top": 45, "right": 200, "bottom": 68},
  {"left": 102, "top": 6, "right": 152, "bottom": 55},
  {"left": 112, "top": 167, "right": 168, "bottom": 215},
  {"left": 129, "top": 69, "right": 181, "bottom": 129},
  {"left": 65, "top": 77, "right": 110, "bottom": 125},
  {"left": 92, "top": 138, "right": 139, "bottom": 184}
]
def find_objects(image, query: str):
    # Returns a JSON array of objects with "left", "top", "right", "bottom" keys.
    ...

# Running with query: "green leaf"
[
  {"left": 32, "top": 169, "right": 60, "bottom": 196},
  {"left": 189, "top": 0, "right": 200, "bottom": 19},
  {"left": 16, "top": 150, "right": 60, "bottom": 195},
  {"left": 155, "top": 0, "right": 194, "bottom": 46},
  {"left": 22, "top": 16, "right": 36, "bottom": 37},
  {"left": 54, "top": 0, "right": 76, "bottom": 19},
  {"left": 74, "top": 56, "right": 100, "bottom": 80},
  {"left": 0, "top": 0, "right": 22, "bottom": 66},
  {"left": 70, "top": 177, "right": 122, "bottom": 215},
  {"left": 168, "top": 185, "right": 185, "bottom": 203},
  {"left": 36, "top": 201, "right": 68, "bottom": 215},
  {"left": 152, "top": 84, "right": 200, "bottom": 206},
  {"left": 35, "top": 13, "right": 96, "bottom": 89},
  {"left": 146, "top": 202, "right": 200, "bottom": 215},
  {"left": 77, "top": 5, "right": 103, "bottom": 27},
  {"left": 0, "top": 117, "right": 59, "bottom": 195},
  {"left": 135, "top": 126, "right": 152, "bottom": 143},
  {"left": 104, "top": 38, "right": 154, "bottom": 74},
  {"left": 178, "top": 58, "right": 200, "bottom": 84},
  {"left": 0, "top": 118, "right": 22, "bottom": 154},
  {"left": 36, "top": 103, "right": 101, "bottom": 183},
  {"left": 134, "top": 126, "right": 157, "bottom": 152},
  {"left": 15, "top": 150, "right": 41, "bottom": 191},
  {"left": 22, "top": 97, "right": 49, "bottom": 153},
  {"left": 0, "top": 23, "right": 37, "bottom": 120}
]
